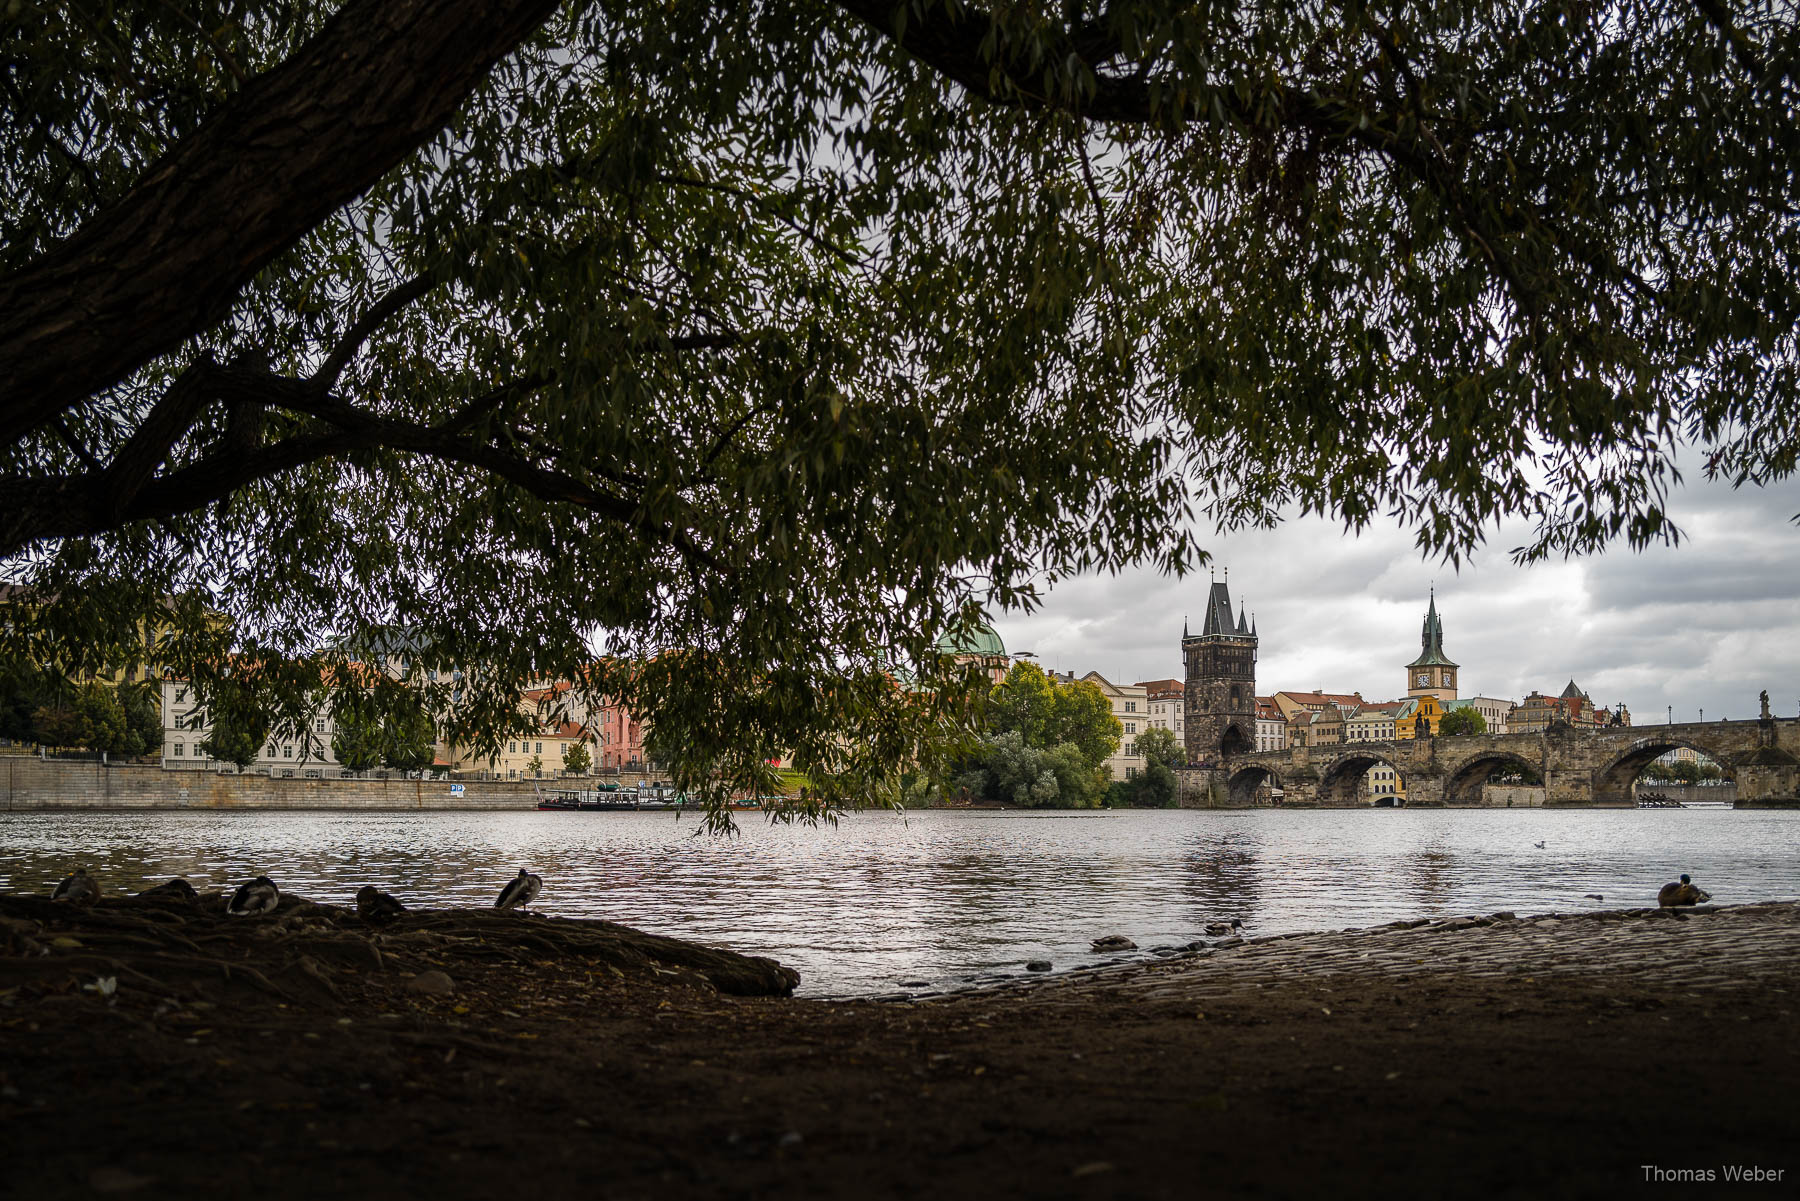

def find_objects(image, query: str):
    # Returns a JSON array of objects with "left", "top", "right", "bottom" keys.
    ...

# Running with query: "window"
[
  {"left": 1125, "top": 722, "right": 1136, "bottom": 734},
  {"left": 1124, "top": 742, "right": 1137, "bottom": 758},
  {"left": 1124, "top": 702, "right": 1137, "bottom": 713},
  {"left": 509, "top": 742, "right": 517, "bottom": 753},
  {"left": 173, "top": 742, "right": 184, "bottom": 757},
  {"left": 315, "top": 718, "right": 326, "bottom": 732},
  {"left": 282, "top": 745, "right": 293, "bottom": 758},
  {"left": 267, "top": 744, "right": 277, "bottom": 758},
  {"left": 535, "top": 742, "right": 543, "bottom": 754},
  {"left": 175, "top": 688, "right": 187, "bottom": 704}
]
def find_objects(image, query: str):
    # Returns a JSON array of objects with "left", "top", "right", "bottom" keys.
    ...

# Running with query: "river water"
[{"left": 2, "top": 808, "right": 1794, "bottom": 996}]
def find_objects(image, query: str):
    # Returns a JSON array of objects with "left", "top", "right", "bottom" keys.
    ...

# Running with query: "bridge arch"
[
  {"left": 1319, "top": 750, "right": 1406, "bottom": 806},
  {"left": 1595, "top": 736, "right": 1737, "bottom": 803},
  {"left": 1227, "top": 765, "right": 1281, "bottom": 806},
  {"left": 1442, "top": 751, "right": 1542, "bottom": 805}
]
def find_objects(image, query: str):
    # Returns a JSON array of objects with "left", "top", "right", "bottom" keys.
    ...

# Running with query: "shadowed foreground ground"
[{"left": 2, "top": 895, "right": 1795, "bottom": 1199}]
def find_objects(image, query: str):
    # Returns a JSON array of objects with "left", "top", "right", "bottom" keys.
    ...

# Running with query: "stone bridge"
[{"left": 1183, "top": 717, "right": 1800, "bottom": 807}]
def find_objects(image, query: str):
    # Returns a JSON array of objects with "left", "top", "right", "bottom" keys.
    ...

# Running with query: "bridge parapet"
[{"left": 1180, "top": 717, "right": 1800, "bottom": 808}]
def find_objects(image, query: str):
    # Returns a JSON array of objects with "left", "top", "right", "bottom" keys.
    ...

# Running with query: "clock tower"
[{"left": 1405, "top": 590, "right": 1459, "bottom": 701}]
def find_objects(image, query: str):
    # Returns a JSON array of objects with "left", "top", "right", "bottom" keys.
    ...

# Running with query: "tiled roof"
[{"left": 1274, "top": 690, "right": 1365, "bottom": 710}]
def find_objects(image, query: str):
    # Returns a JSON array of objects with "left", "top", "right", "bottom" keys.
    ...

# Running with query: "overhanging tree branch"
[
  {"left": 0, "top": 0, "right": 561, "bottom": 439},
  {"left": 0, "top": 362, "right": 721, "bottom": 572}
]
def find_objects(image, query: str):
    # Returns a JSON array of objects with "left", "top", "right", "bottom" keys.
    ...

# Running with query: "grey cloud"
[{"left": 996, "top": 471, "right": 1800, "bottom": 723}]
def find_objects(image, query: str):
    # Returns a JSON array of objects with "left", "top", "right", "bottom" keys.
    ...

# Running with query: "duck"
[
  {"left": 495, "top": 868, "right": 543, "bottom": 911},
  {"left": 1090, "top": 934, "right": 1136, "bottom": 952},
  {"left": 1533, "top": 841, "right": 1546, "bottom": 849},
  {"left": 137, "top": 878, "right": 199, "bottom": 904},
  {"left": 1203, "top": 919, "right": 1243, "bottom": 938},
  {"left": 355, "top": 885, "right": 407, "bottom": 924},
  {"left": 226, "top": 876, "right": 281, "bottom": 916},
  {"left": 51, "top": 868, "right": 100, "bottom": 905},
  {"left": 1584, "top": 893, "right": 1604, "bottom": 902},
  {"left": 1657, "top": 874, "right": 1711, "bottom": 907},
  {"left": 1658, "top": 877, "right": 1703, "bottom": 906}
]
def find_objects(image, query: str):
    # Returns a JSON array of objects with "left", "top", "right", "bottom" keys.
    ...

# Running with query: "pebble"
[
  {"left": 405, "top": 970, "right": 455, "bottom": 997},
  {"left": 903, "top": 902, "right": 1800, "bottom": 1010},
  {"left": 1025, "top": 961, "right": 1052, "bottom": 972}
]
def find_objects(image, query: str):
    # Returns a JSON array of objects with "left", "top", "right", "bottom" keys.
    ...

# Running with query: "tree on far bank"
[
  {"left": 1437, "top": 708, "right": 1488, "bottom": 737},
  {"left": 1126, "top": 726, "right": 1185, "bottom": 807},
  {"left": 379, "top": 703, "right": 437, "bottom": 772},
  {"left": 6, "top": 0, "right": 1799, "bottom": 829},
  {"left": 954, "top": 663, "right": 1117, "bottom": 807},
  {"left": 334, "top": 691, "right": 435, "bottom": 771},
  {"left": 199, "top": 709, "right": 269, "bottom": 770},
  {"left": 31, "top": 701, "right": 84, "bottom": 749},
  {"left": 72, "top": 683, "right": 129, "bottom": 754},
  {"left": 562, "top": 742, "right": 592, "bottom": 776},
  {"left": 117, "top": 682, "right": 163, "bottom": 758}
]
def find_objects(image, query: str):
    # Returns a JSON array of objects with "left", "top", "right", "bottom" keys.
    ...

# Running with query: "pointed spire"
[
  {"left": 1407, "top": 589, "right": 1458, "bottom": 669},
  {"left": 1236, "top": 602, "right": 1248, "bottom": 634},
  {"left": 1183, "top": 615, "right": 1189, "bottom": 638}
]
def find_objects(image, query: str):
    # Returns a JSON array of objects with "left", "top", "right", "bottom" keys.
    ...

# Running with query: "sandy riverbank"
[{"left": 3, "top": 895, "right": 1795, "bottom": 1198}]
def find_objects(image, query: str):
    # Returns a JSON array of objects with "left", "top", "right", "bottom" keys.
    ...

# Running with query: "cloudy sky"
[{"left": 993, "top": 469, "right": 1800, "bottom": 725}]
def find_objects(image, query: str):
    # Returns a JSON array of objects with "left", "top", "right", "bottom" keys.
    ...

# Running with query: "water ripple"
[{"left": 2, "top": 808, "right": 1794, "bottom": 994}]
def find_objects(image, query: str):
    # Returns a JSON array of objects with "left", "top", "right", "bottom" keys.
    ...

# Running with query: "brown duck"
[{"left": 1657, "top": 874, "right": 1711, "bottom": 907}]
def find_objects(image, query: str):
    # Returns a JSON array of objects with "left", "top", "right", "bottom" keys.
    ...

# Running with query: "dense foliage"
[
  {"left": 3, "top": 0, "right": 1797, "bottom": 825},
  {"left": 0, "top": 665, "right": 161, "bottom": 755},
  {"left": 1436, "top": 707, "right": 1488, "bottom": 737},
  {"left": 952, "top": 663, "right": 1120, "bottom": 807},
  {"left": 330, "top": 689, "right": 438, "bottom": 772}
]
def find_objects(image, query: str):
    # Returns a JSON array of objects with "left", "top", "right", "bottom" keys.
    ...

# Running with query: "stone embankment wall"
[{"left": 0, "top": 757, "right": 653, "bottom": 810}]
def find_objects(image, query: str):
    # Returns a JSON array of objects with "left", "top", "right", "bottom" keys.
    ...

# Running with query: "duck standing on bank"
[
  {"left": 137, "top": 878, "right": 199, "bottom": 904},
  {"left": 496, "top": 869, "right": 542, "bottom": 911},
  {"left": 1657, "top": 874, "right": 1712, "bottom": 907},
  {"left": 51, "top": 868, "right": 100, "bottom": 905},
  {"left": 355, "top": 885, "right": 407, "bottom": 924},
  {"left": 226, "top": 876, "right": 281, "bottom": 916},
  {"left": 1203, "top": 919, "right": 1243, "bottom": 938}
]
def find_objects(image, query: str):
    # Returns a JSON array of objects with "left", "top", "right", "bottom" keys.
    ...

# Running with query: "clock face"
[{"left": 1417, "top": 672, "right": 1429, "bottom": 686}]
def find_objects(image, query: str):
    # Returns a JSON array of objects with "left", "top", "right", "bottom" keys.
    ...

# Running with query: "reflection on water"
[{"left": 2, "top": 808, "right": 1795, "bottom": 996}]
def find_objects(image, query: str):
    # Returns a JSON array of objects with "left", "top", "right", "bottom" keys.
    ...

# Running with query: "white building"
[
  {"left": 1254, "top": 697, "right": 1287, "bottom": 751},
  {"left": 160, "top": 676, "right": 347, "bottom": 777},
  {"left": 1080, "top": 671, "right": 1150, "bottom": 781},
  {"left": 1452, "top": 695, "right": 1516, "bottom": 735},
  {"left": 1137, "top": 678, "right": 1185, "bottom": 750}
]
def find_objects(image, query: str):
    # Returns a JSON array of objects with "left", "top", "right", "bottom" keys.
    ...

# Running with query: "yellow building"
[{"left": 1393, "top": 694, "right": 1445, "bottom": 739}]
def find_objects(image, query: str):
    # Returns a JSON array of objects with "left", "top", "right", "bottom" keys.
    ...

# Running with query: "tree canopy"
[
  {"left": 4, "top": 0, "right": 1798, "bottom": 823},
  {"left": 953, "top": 662, "right": 1120, "bottom": 806},
  {"left": 1437, "top": 707, "right": 1488, "bottom": 736}
]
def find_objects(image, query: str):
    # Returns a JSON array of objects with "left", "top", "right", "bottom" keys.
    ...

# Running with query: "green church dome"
[{"left": 936, "top": 623, "right": 1007, "bottom": 659}]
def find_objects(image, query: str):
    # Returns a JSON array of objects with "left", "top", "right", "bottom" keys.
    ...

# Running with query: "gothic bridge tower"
[{"left": 1183, "top": 573, "right": 1257, "bottom": 764}]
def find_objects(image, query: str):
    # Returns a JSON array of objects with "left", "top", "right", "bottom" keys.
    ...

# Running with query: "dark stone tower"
[{"left": 1183, "top": 574, "right": 1258, "bottom": 764}]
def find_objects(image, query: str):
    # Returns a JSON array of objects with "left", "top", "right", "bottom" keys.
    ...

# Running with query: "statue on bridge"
[{"left": 1761, "top": 690, "right": 1771, "bottom": 721}]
